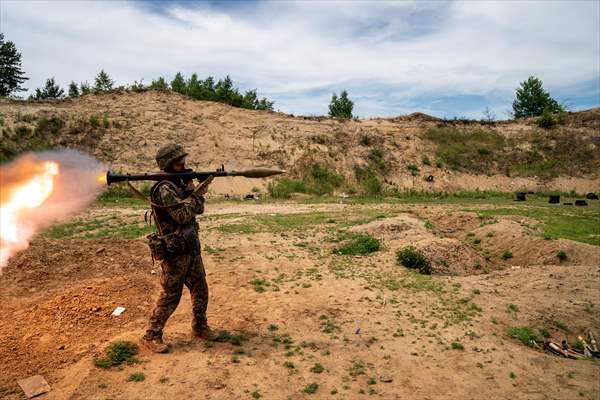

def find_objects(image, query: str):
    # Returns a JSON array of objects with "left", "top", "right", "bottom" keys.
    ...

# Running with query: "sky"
[{"left": 1, "top": 0, "right": 599, "bottom": 119}]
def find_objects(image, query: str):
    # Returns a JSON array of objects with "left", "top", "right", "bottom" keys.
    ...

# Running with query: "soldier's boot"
[
  {"left": 141, "top": 335, "right": 169, "bottom": 353},
  {"left": 192, "top": 326, "right": 219, "bottom": 341}
]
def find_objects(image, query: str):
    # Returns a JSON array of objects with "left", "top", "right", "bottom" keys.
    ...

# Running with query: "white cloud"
[{"left": 1, "top": 0, "right": 598, "bottom": 117}]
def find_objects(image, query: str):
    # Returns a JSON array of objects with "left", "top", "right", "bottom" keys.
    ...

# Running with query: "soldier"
[{"left": 141, "top": 143, "right": 217, "bottom": 353}]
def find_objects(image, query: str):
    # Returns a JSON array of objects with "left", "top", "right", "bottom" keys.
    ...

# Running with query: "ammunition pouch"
[{"left": 146, "top": 230, "right": 187, "bottom": 261}]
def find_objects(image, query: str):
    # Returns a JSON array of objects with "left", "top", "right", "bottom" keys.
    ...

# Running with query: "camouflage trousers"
[{"left": 144, "top": 251, "right": 208, "bottom": 339}]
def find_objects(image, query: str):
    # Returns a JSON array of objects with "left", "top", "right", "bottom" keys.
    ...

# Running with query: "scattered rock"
[
  {"left": 379, "top": 375, "right": 393, "bottom": 383},
  {"left": 18, "top": 375, "right": 51, "bottom": 398}
]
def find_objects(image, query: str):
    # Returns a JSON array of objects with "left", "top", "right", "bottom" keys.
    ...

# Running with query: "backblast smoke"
[{"left": 0, "top": 149, "right": 106, "bottom": 271}]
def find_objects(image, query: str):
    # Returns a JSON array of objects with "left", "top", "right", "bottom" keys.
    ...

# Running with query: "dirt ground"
[{"left": 1, "top": 198, "right": 599, "bottom": 400}]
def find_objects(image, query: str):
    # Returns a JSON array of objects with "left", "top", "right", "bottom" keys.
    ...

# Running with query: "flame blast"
[{"left": 0, "top": 149, "right": 106, "bottom": 271}]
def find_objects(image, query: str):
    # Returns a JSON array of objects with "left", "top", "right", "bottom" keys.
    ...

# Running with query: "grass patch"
[
  {"left": 451, "top": 342, "right": 464, "bottom": 350},
  {"left": 469, "top": 203, "right": 600, "bottom": 246},
  {"left": 127, "top": 372, "right": 145, "bottom": 382},
  {"left": 333, "top": 235, "right": 381, "bottom": 255},
  {"left": 507, "top": 326, "right": 538, "bottom": 348},
  {"left": 310, "top": 363, "right": 324, "bottom": 373},
  {"left": 215, "top": 223, "right": 256, "bottom": 234},
  {"left": 94, "top": 341, "right": 138, "bottom": 368},
  {"left": 303, "top": 383, "right": 319, "bottom": 394},
  {"left": 214, "top": 330, "right": 246, "bottom": 345}
]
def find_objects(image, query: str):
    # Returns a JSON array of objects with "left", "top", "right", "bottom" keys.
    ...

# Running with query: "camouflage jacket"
[{"left": 151, "top": 180, "right": 204, "bottom": 255}]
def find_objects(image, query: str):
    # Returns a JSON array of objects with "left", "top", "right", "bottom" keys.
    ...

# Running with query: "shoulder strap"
[{"left": 127, "top": 180, "right": 188, "bottom": 209}]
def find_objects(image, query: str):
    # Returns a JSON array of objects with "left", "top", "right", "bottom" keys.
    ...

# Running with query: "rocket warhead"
[{"left": 230, "top": 167, "right": 286, "bottom": 178}]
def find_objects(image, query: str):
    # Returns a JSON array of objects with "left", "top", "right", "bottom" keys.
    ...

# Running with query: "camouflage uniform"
[{"left": 143, "top": 144, "right": 210, "bottom": 342}]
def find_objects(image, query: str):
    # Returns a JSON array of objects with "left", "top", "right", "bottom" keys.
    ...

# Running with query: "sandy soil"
[{"left": 1, "top": 199, "right": 599, "bottom": 400}]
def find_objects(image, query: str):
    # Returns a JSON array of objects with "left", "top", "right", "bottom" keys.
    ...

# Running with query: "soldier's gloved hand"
[
  {"left": 185, "top": 180, "right": 197, "bottom": 192},
  {"left": 191, "top": 175, "right": 213, "bottom": 201}
]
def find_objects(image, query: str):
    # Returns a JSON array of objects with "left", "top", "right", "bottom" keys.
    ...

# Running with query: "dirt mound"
[
  {"left": 472, "top": 220, "right": 600, "bottom": 267},
  {"left": 2, "top": 91, "right": 599, "bottom": 195},
  {"left": 350, "top": 214, "right": 490, "bottom": 275}
]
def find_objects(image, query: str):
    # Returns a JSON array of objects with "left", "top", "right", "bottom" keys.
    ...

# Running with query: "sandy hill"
[{"left": 1, "top": 90, "right": 599, "bottom": 195}]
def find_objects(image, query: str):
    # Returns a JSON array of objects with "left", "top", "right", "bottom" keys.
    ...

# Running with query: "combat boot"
[
  {"left": 192, "top": 326, "right": 219, "bottom": 341},
  {"left": 141, "top": 335, "right": 169, "bottom": 353}
]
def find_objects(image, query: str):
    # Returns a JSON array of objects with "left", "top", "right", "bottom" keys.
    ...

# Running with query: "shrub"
[
  {"left": 368, "top": 148, "right": 387, "bottom": 173},
  {"left": 304, "top": 383, "right": 319, "bottom": 394},
  {"left": 94, "top": 341, "right": 138, "bottom": 368},
  {"left": 268, "top": 178, "right": 307, "bottom": 198},
  {"left": 396, "top": 246, "right": 431, "bottom": 274},
  {"left": 421, "top": 155, "right": 431, "bottom": 165},
  {"left": 334, "top": 235, "right": 381, "bottom": 255},
  {"left": 534, "top": 108, "right": 557, "bottom": 129},
  {"left": 355, "top": 166, "right": 382, "bottom": 195},
  {"left": 406, "top": 164, "right": 419, "bottom": 176},
  {"left": 89, "top": 115, "right": 100, "bottom": 127},
  {"left": 557, "top": 250, "right": 567, "bottom": 261},
  {"left": 306, "top": 163, "right": 344, "bottom": 195},
  {"left": 36, "top": 116, "right": 64, "bottom": 135},
  {"left": 501, "top": 250, "right": 513, "bottom": 260},
  {"left": 359, "top": 135, "right": 373, "bottom": 146}
]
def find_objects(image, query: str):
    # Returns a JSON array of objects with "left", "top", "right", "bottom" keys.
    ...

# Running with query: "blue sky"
[{"left": 1, "top": 0, "right": 598, "bottom": 119}]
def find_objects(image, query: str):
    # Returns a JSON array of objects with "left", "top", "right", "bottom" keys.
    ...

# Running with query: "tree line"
[{"left": 1, "top": 33, "right": 565, "bottom": 120}]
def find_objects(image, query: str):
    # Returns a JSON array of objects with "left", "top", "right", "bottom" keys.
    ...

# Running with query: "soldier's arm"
[{"left": 157, "top": 183, "right": 204, "bottom": 224}]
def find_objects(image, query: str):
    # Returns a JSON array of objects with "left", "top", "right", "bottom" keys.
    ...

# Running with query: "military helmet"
[{"left": 155, "top": 143, "right": 188, "bottom": 170}]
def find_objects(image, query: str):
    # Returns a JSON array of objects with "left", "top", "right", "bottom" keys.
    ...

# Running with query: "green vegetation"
[
  {"left": 472, "top": 206, "right": 600, "bottom": 245},
  {"left": 127, "top": 372, "right": 145, "bottom": 382},
  {"left": 396, "top": 246, "right": 431, "bottom": 274},
  {"left": 310, "top": 363, "right": 324, "bottom": 373},
  {"left": 251, "top": 390, "right": 261, "bottom": 399},
  {"left": 557, "top": 250, "right": 567, "bottom": 261},
  {"left": 355, "top": 166, "right": 382, "bottom": 196},
  {"left": 268, "top": 163, "right": 344, "bottom": 197},
  {"left": 214, "top": 330, "right": 246, "bottom": 345},
  {"left": 501, "top": 250, "right": 513, "bottom": 260},
  {"left": 44, "top": 216, "right": 153, "bottom": 239},
  {"left": 333, "top": 235, "right": 381, "bottom": 255},
  {"left": 451, "top": 341, "right": 464, "bottom": 350},
  {"left": 423, "top": 124, "right": 596, "bottom": 179},
  {"left": 303, "top": 383, "right": 319, "bottom": 394},
  {"left": 328, "top": 90, "right": 353, "bottom": 119},
  {"left": 406, "top": 164, "right": 420, "bottom": 176},
  {"left": 94, "top": 341, "right": 138, "bottom": 368},
  {"left": 31, "top": 77, "right": 64, "bottom": 100},
  {"left": 422, "top": 127, "right": 505, "bottom": 174},
  {"left": 0, "top": 33, "right": 28, "bottom": 96},
  {"left": 512, "top": 76, "right": 563, "bottom": 118},
  {"left": 507, "top": 326, "right": 538, "bottom": 348}
]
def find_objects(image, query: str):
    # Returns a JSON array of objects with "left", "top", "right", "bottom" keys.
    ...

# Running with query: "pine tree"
[
  {"left": 328, "top": 90, "right": 354, "bottom": 119},
  {"left": 512, "top": 76, "right": 563, "bottom": 118},
  {"left": 149, "top": 77, "right": 168, "bottom": 90},
  {"left": 80, "top": 82, "right": 91, "bottom": 95},
  {"left": 186, "top": 73, "right": 201, "bottom": 99},
  {"left": 32, "top": 77, "right": 64, "bottom": 100},
  {"left": 0, "top": 33, "right": 28, "bottom": 96},
  {"left": 170, "top": 72, "right": 186, "bottom": 94},
  {"left": 68, "top": 81, "right": 79, "bottom": 97},
  {"left": 94, "top": 69, "right": 114, "bottom": 92}
]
